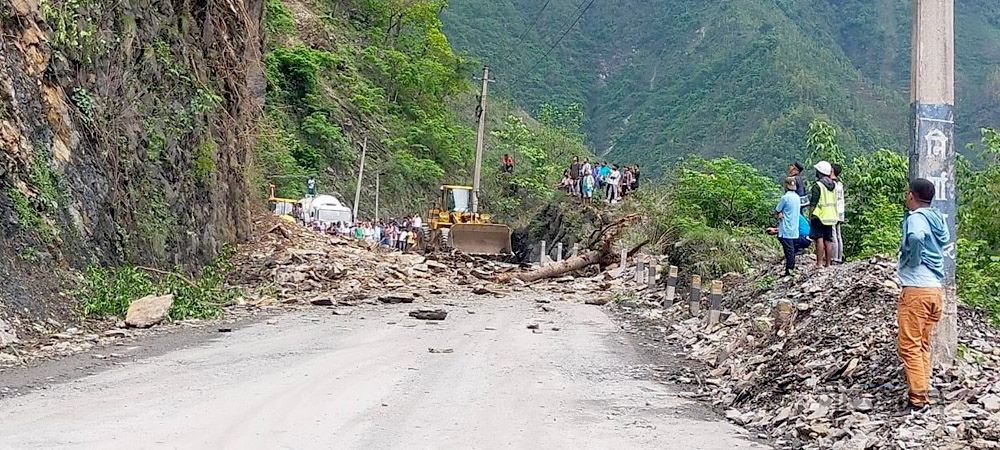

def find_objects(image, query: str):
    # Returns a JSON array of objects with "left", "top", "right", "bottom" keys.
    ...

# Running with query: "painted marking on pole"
[
  {"left": 924, "top": 129, "right": 948, "bottom": 157},
  {"left": 926, "top": 172, "right": 951, "bottom": 200},
  {"left": 689, "top": 275, "right": 701, "bottom": 316},
  {"left": 918, "top": 117, "right": 955, "bottom": 124}
]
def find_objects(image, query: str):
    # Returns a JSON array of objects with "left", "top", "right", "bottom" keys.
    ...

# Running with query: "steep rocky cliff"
[{"left": 0, "top": 0, "right": 263, "bottom": 334}]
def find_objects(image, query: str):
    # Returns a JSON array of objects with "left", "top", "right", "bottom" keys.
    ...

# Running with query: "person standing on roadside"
[
  {"left": 809, "top": 161, "right": 838, "bottom": 269},
  {"left": 569, "top": 157, "right": 582, "bottom": 197},
  {"left": 789, "top": 162, "right": 808, "bottom": 212},
  {"left": 897, "top": 178, "right": 950, "bottom": 412},
  {"left": 831, "top": 163, "right": 846, "bottom": 264},
  {"left": 775, "top": 177, "right": 801, "bottom": 277},
  {"left": 581, "top": 168, "right": 595, "bottom": 205},
  {"left": 607, "top": 165, "right": 621, "bottom": 204}
]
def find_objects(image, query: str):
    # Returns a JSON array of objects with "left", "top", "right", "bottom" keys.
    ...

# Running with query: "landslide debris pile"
[
  {"left": 228, "top": 216, "right": 519, "bottom": 307},
  {"left": 638, "top": 259, "right": 1000, "bottom": 449}
]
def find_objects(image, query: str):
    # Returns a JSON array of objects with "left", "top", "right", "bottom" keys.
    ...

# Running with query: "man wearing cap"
[
  {"left": 789, "top": 162, "right": 808, "bottom": 212},
  {"left": 897, "top": 178, "right": 950, "bottom": 412},
  {"left": 809, "top": 161, "right": 838, "bottom": 269}
]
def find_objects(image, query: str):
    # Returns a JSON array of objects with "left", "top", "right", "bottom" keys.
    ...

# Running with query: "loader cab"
[{"left": 443, "top": 186, "right": 472, "bottom": 213}]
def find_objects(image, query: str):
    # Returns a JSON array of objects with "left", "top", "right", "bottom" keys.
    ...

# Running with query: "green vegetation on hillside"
[
  {"left": 256, "top": 0, "right": 590, "bottom": 220},
  {"left": 442, "top": 0, "right": 1000, "bottom": 174}
]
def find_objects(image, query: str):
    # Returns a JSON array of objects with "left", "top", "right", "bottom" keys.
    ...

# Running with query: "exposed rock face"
[
  {"left": 125, "top": 294, "right": 174, "bottom": 328},
  {"left": 0, "top": 0, "right": 264, "bottom": 337}
]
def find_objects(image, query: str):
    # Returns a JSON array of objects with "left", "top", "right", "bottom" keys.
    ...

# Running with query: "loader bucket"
[{"left": 449, "top": 223, "right": 513, "bottom": 255}]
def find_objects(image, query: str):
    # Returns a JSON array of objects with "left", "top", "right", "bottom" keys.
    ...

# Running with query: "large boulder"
[
  {"left": 125, "top": 295, "right": 174, "bottom": 328},
  {"left": 0, "top": 319, "right": 18, "bottom": 345}
]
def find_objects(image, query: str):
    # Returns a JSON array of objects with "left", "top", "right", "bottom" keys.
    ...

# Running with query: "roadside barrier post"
[
  {"left": 647, "top": 264, "right": 657, "bottom": 291},
  {"left": 635, "top": 260, "right": 645, "bottom": 284},
  {"left": 707, "top": 280, "right": 723, "bottom": 326},
  {"left": 689, "top": 275, "right": 701, "bottom": 316},
  {"left": 571, "top": 243, "right": 579, "bottom": 258},
  {"left": 620, "top": 249, "right": 627, "bottom": 271},
  {"left": 540, "top": 240, "right": 547, "bottom": 267},
  {"left": 665, "top": 266, "right": 678, "bottom": 307},
  {"left": 556, "top": 243, "right": 563, "bottom": 262}
]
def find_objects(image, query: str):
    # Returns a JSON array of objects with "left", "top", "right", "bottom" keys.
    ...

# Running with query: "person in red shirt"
[{"left": 502, "top": 154, "right": 514, "bottom": 173}]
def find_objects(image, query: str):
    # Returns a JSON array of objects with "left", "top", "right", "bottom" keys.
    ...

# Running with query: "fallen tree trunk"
[
  {"left": 496, "top": 214, "right": 643, "bottom": 284},
  {"left": 496, "top": 250, "right": 603, "bottom": 283}
]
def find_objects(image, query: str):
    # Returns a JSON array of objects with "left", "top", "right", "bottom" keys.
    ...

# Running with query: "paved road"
[{"left": 0, "top": 296, "right": 768, "bottom": 450}]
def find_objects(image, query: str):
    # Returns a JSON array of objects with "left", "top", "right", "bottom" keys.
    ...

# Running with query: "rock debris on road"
[{"left": 0, "top": 297, "right": 767, "bottom": 450}]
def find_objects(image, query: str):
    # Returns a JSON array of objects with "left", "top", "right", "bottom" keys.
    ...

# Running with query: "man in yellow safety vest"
[{"left": 809, "top": 161, "right": 839, "bottom": 269}]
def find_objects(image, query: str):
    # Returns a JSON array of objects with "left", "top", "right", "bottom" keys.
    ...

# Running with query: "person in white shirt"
[
  {"left": 606, "top": 165, "right": 622, "bottom": 204},
  {"left": 831, "top": 163, "right": 846, "bottom": 264}
]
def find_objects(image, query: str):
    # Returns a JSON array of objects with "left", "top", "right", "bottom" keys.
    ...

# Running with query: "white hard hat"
[{"left": 814, "top": 161, "right": 832, "bottom": 176}]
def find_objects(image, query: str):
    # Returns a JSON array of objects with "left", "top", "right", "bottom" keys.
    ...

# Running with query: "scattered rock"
[
  {"left": 310, "top": 298, "right": 334, "bottom": 306},
  {"left": 428, "top": 348, "right": 454, "bottom": 354},
  {"left": 380, "top": 293, "right": 415, "bottom": 304},
  {"left": 980, "top": 394, "right": 1000, "bottom": 412},
  {"left": 218, "top": 328, "right": 233, "bottom": 333},
  {"left": 0, "top": 321, "right": 20, "bottom": 346},
  {"left": 526, "top": 323, "right": 540, "bottom": 330},
  {"left": 409, "top": 308, "right": 448, "bottom": 321},
  {"left": 125, "top": 294, "right": 174, "bottom": 328}
]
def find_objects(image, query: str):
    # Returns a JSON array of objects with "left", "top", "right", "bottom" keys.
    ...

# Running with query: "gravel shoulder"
[{"left": 0, "top": 295, "right": 769, "bottom": 450}]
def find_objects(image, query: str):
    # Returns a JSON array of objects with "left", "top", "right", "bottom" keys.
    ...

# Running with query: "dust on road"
[{"left": 0, "top": 296, "right": 768, "bottom": 450}]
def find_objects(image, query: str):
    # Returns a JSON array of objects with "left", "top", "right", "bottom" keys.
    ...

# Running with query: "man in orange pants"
[{"left": 897, "top": 179, "right": 950, "bottom": 412}]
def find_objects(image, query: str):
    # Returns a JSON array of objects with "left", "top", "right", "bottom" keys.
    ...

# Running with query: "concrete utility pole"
[
  {"left": 471, "top": 66, "right": 493, "bottom": 214},
  {"left": 374, "top": 169, "right": 380, "bottom": 223},
  {"left": 911, "top": 0, "right": 957, "bottom": 364},
  {"left": 353, "top": 136, "right": 367, "bottom": 223}
]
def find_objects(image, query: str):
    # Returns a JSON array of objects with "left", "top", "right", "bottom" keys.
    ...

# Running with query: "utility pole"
[
  {"left": 911, "top": 0, "right": 957, "bottom": 364},
  {"left": 374, "top": 169, "right": 380, "bottom": 223},
  {"left": 471, "top": 66, "right": 494, "bottom": 214},
  {"left": 353, "top": 136, "right": 367, "bottom": 223}
]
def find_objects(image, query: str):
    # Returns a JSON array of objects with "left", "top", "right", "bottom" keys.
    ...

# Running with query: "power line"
[
  {"left": 502, "top": 0, "right": 552, "bottom": 61},
  {"left": 520, "top": 0, "right": 596, "bottom": 76}
]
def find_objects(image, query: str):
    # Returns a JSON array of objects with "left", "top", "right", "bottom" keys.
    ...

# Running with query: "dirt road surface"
[{"left": 0, "top": 296, "right": 768, "bottom": 450}]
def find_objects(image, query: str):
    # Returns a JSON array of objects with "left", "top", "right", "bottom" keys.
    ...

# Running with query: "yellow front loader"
[{"left": 423, "top": 185, "right": 512, "bottom": 255}]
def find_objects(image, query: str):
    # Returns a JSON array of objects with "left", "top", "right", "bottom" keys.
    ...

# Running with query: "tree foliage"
[{"left": 669, "top": 157, "right": 780, "bottom": 229}]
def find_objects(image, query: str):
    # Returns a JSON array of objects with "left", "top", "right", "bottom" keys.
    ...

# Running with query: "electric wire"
[
  {"left": 501, "top": 0, "right": 552, "bottom": 61},
  {"left": 519, "top": 0, "right": 596, "bottom": 77}
]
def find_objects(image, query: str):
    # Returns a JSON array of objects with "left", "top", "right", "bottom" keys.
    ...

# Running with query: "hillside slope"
[
  {"left": 442, "top": 0, "right": 1000, "bottom": 173},
  {"left": 0, "top": 0, "right": 263, "bottom": 330},
  {"left": 258, "top": 0, "right": 591, "bottom": 222}
]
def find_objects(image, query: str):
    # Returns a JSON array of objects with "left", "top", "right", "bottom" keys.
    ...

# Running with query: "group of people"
[
  {"left": 772, "top": 160, "right": 951, "bottom": 413},
  {"left": 771, "top": 161, "right": 846, "bottom": 276},
  {"left": 313, "top": 215, "right": 423, "bottom": 252},
  {"left": 559, "top": 157, "right": 640, "bottom": 205}
]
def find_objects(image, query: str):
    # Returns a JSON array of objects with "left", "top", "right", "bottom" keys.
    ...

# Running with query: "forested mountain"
[{"left": 442, "top": 0, "right": 1000, "bottom": 174}]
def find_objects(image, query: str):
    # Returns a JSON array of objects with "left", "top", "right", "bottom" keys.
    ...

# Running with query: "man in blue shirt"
[
  {"left": 897, "top": 178, "right": 950, "bottom": 412},
  {"left": 775, "top": 177, "right": 801, "bottom": 276}
]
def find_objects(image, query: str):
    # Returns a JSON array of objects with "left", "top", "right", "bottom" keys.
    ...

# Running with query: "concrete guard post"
[
  {"left": 665, "top": 266, "right": 679, "bottom": 307},
  {"left": 689, "top": 275, "right": 702, "bottom": 316},
  {"left": 707, "top": 280, "right": 723, "bottom": 326}
]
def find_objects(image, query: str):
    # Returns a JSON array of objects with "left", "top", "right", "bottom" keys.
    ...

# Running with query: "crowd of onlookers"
[
  {"left": 309, "top": 215, "right": 424, "bottom": 252},
  {"left": 558, "top": 157, "right": 640, "bottom": 204}
]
